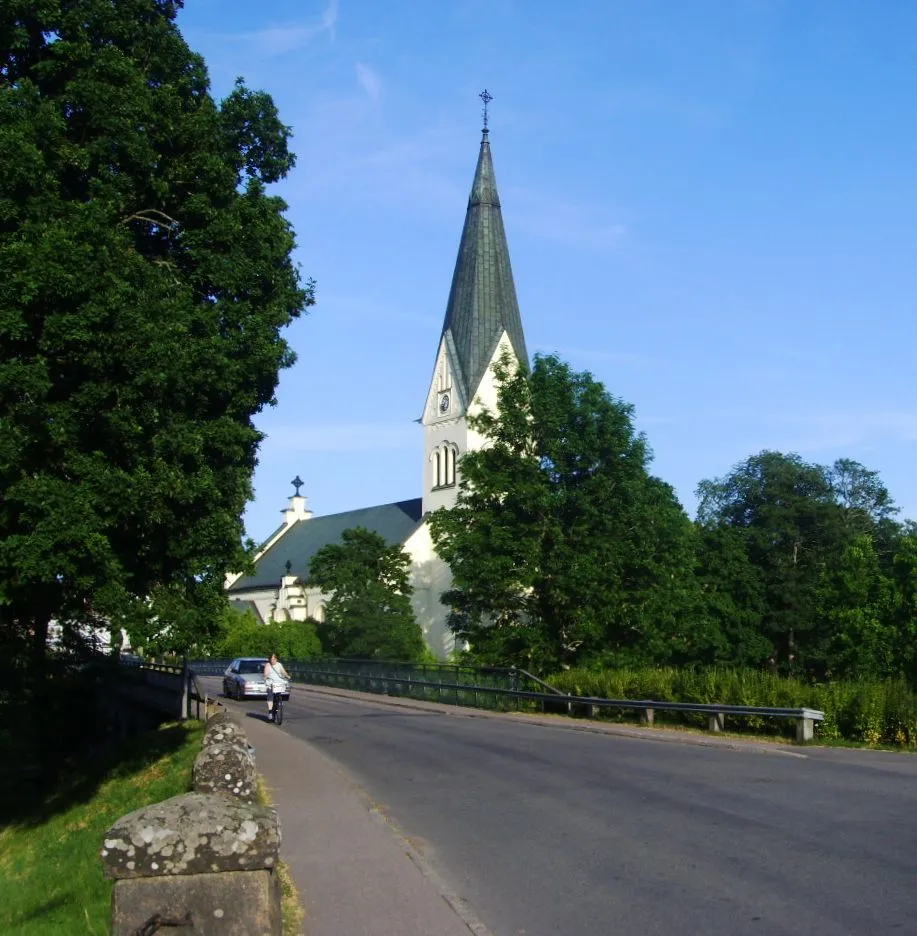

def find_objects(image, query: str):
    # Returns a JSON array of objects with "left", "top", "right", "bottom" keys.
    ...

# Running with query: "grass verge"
[
  {"left": 551, "top": 666, "right": 917, "bottom": 746},
  {"left": 255, "top": 775, "right": 306, "bottom": 935},
  {"left": 0, "top": 720, "right": 204, "bottom": 935}
]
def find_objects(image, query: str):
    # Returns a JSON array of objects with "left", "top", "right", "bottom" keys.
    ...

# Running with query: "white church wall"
[
  {"left": 232, "top": 587, "right": 279, "bottom": 624},
  {"left": 422, "top": 340, "right": 468, "bottom": 515},
  {"left": 466, "top": 331, "right": 518, "bottom": 452},
  {"left": 422, "top": 331, "right": 520, "bottom": 516},
  {"left": 403, "top": 521, "right": 456, "bottom": 660},
  {"left": 234, "top": 582, "right": 326, "bottom": 626}
]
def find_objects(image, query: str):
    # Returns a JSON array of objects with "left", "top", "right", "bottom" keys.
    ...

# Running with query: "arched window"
[{"left": 431, "top": 443, "right": 459, "bottom": 489}]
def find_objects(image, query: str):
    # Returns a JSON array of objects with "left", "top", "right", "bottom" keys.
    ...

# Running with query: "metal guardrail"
[
  {"left": 289, "top": 658, "right": 532, "bottom": 692},
  {"left": 280, "top": 666, "right": 825, "bottom": 743},
  {"left": 186, "top": 658, "right": 825, "bottom": 742},
  {"left": 188, "top": 658, "right": 538, "bottom": 692},
  {"left": 512, "top": 666, "right": 565, "bottom": 695}
]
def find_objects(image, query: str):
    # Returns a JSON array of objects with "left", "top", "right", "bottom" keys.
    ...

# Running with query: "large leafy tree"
[
  {"left": 696, "top": 452, "right": 908, "bottom": 674},
  {"left": 696, "top": 452, "right": 841, "bottom": 668},
  {"left": 429, "top": 353, "right": 703, "bottom": 673},
  {"left": 0, "top": 1, "right": 312, "bottom": 664},
  {"left": 693, "top": 525, "right": 769, "bottom": 666},
  {"left": 818, "top": 534, "right": 898, "bottom": 680},
  {"left": 309, "top": 528, "right": 426, "bottom": 661}
]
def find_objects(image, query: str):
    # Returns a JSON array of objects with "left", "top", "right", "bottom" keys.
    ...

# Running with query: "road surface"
[{"left": 206, "top": 680, "right": 917, "bottom": 936}]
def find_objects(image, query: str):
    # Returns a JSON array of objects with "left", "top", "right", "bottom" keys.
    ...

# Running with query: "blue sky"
[{"left": 177, "top": 0, "right": 917, "bottom": 543}]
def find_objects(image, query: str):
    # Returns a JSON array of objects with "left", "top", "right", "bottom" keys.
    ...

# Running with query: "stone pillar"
[
  {"left": 708, "top": 712, "right": 725, "bottom": 733},
  {"left": 640, "top": 708, "right": 655, "bottom": 727},
  {"left": 796, "top": 716, "right": 815, "bottom": 743},
  {"left": 193, "top": 742, "right": 257, "bottom": 803},
  {"left": 101, "top": 792, "right": 282, "bottom": 936}
]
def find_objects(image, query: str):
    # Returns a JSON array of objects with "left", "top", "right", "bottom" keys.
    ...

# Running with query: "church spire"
[{"left": 439, "top": 92, "right": 528, "bottom": 402}]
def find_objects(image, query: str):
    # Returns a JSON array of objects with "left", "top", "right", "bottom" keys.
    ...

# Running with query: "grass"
[
  {"left": 0, "top": 720, "right": 204, "bottom": 935},
  {"left": 550, "top": 666, "right": 917, "bottom": 747},
  {"left": 255, "top": 775, "right": 306, "bottom": 935}
]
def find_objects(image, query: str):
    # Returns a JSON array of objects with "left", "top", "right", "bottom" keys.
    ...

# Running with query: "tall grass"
[{"left": 550, "top": 667, "right": 917, "bottom": 745}]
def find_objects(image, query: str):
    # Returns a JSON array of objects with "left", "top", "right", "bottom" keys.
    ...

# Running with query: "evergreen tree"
[
  {"left": 429, "top": 353, "right": 702, "bottom": 673},
  {"left": 0, "top": 1, "right": 311, "bottom": 663},
  {"left": 309, "top": 528, "right": 425, "bottom": 661}
]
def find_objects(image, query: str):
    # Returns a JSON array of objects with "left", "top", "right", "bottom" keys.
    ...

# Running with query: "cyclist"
[{"left": 263, "top": 653, "right": 290, "bottom": 721}]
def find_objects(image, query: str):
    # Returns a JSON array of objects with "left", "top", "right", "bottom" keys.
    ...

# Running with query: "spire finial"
[
  {"left": 291, "top": 475, "right": 304, "bottom": 497},
  {"left": 479, "top": 88, "right": 492, "bottom": 135}
]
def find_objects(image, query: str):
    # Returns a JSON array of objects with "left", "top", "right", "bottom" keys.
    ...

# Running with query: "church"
[{"left": 225, "top": 104, "right": 529, "bottom": 659}]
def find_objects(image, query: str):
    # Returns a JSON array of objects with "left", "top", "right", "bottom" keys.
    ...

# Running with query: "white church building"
[{"left": 226, "top": 114, "right": 529, "bottom": 659}]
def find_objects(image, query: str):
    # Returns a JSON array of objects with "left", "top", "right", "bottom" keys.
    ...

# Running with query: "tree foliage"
[
  {"left": 213, "top": 606, "right": 322, "bottom": 661},
  {"left": 309, "top": 528, "right": 425, "bottom": 661},
  {"left": 696, "top": 451, "right": 913, "bottom": 678},
  {"left": 0, "top": 1, "right": 311, "bottom": 660},
  {"left": 697, "top": 451, "right": 842, "bottom": 666},
  {"left": 429, "top": 353, "right": 702, "bottom": 673}
]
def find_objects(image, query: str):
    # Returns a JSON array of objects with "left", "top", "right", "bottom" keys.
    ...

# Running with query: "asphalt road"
[{"left": 208, "top": 681, "right": 917, "bottom": 936}]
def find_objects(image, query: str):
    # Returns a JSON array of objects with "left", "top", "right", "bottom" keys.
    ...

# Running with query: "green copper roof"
[
  {"left": 441, "top": 130, "right": 528, "bottom": 399},
  {"left": 228, "top": 498, "right": 423, "bottom": 592}
]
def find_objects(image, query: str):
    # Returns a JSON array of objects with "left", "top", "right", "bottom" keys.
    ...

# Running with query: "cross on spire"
[
  {"left": 291, "top": 475, "right": 304, "bottom": 496},
  {"left": 479, "top": 88, "right": 493, "bottom": 133}
]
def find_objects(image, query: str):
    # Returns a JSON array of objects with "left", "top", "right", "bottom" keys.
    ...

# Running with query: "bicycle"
[{"left": 268, "top": 680, "right": 290, "bottom": 725}]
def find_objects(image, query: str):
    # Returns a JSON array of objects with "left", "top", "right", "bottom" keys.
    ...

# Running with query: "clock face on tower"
[{"left": 439, "top": 392, "right": 450, "bottom": 414}]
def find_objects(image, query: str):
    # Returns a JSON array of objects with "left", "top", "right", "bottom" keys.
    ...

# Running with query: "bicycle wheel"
[{"left": 274, "top": 695, "right": 284, "bottom": 726}]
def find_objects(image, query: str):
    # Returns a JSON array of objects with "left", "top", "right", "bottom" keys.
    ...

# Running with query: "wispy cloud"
[
  {"left": 355, "top": 62, "right": 381, "bottom": 104},
  {"left": 766, "top": 409, "right": 917, "bottom": 452},
  {"left": 225, "top": 0, "right": 338, "bottom": 57},
  {"left": 508, "top": 186, "right": 626, "bottom": 251},
  {"left": 286, "top": 119, "right": 468, "bottom": 213},
  {"left": 699, "top": 406, "right": 917, "bottom": 455}
]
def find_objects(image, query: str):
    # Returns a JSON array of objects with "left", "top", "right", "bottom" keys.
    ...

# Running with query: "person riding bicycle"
[{"left": 264, "top": 654, "right": 290, "bottom": 721}]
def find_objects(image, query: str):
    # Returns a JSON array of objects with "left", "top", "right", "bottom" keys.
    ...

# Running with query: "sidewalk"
[{"left": 240, "top": 709, "right": 482, "bottom": 936}]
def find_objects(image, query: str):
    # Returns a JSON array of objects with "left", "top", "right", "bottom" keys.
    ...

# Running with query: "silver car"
[{"left": 223, "top": 657, "right": 269, "bottom": 699}]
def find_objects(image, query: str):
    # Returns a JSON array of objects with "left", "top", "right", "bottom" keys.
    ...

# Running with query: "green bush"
[
  {"left": 550, "top": 666, "right": 917, "bottom": 745},
  {"left": 215, "top": 610, "right": 322, "bottom": 661}
]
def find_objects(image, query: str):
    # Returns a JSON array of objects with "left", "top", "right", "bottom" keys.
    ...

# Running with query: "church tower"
[{"left": 422, "top": 93, "right": 528, "bottom": 515}]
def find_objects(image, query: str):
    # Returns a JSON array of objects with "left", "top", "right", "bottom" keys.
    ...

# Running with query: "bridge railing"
[
  {"left": 187, "top": 658, "right": 825, "bottom": 742},
  {"left": 187, "top": 658, "right": 545, "bottom": 694},
  {"left": 112, "top": 658, "right": 209, "bottom": 721}
]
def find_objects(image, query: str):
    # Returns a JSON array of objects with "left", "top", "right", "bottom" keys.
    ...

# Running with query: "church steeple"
[
  {"left": 421, "top": 93, "right": 528, "bottom": 515},
  {"left": 439, "top": 100, "right": 528, "bottom": 402}
]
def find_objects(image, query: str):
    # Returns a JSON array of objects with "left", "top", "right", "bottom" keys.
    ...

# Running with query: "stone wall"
[{"left": 101, "top": 711, "right": 281, "bottom": 936}]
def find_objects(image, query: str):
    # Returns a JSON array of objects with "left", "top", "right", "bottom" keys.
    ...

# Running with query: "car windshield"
[{"left": 238, "top": 661, "right": 266, "bottom": 674}]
